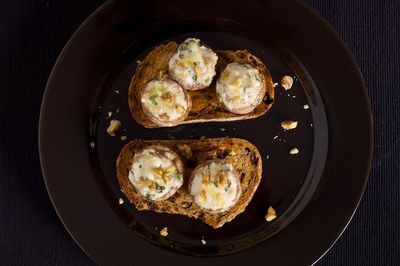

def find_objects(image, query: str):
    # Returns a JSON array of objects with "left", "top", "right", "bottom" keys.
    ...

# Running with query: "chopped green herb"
[
  {"left": 175, "top": 174, "right": 183, "bottom": 181},
  {"left": 255, "top": 74, "right": 261, "bottom": 82},
  {"left": 179, "top": 53, "right": 184, "bottom": 59},
  {"left": 155, "top": 183, "right": 165, "bottom": 193},
  {"left": 192, "top": 74, "right": 198, "bottom": 81},
  {"left": 149, "top": 95, "right": 158, "bottom": 105},
  {"left": 193, "top": 61, "right": 199, "bottom": 66},
  {"left": 179, "top": 42, "right": 189, "bottom": 52},
  {"left": 224, "top": 182, "right": 232, "bottom": 192},
  {"left": 144, "top": 193, "right": 151, "bottom": 200}
]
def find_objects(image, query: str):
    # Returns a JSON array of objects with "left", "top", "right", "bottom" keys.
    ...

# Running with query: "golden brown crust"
[
  {"left": 116, "top": 138, "right": 263, "bottom": 228},
  {"left": 128, "top": 42, "right": 275, "bottom": 128}
]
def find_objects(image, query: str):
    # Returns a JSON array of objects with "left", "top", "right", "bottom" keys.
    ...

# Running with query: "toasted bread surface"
[
  {"left": 116, "top": 138, "right": 263, "bottom": 228},
  {"left": 128, "top": 42, "right": 275, "bottom": 128}
]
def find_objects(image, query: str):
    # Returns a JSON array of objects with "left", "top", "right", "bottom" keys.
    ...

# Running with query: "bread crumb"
[
  {"left": 199, "top": 136, "right": 206, "bottom": 140},
  {"left": 114, "top": 89, "right": 120, "bottom": 94},
  {"left": 118, "top": 198, "right": 124, "bottom": 205},
  {"left": 136, "top": 60, "right": 142, "bottom": 64},
  {"left": 120, "top": 136, "right": 127, "bottom": 141},
  {"left": 273, "top": 82, "right": 278, "bottom": 87},
  {"left": 290, "top": 148, "right": 299, "bottom": 155},
  {"left": 107, "top": 119, "right": 121, "bottom": 136},
  {"left": 303, "top": 104, "right": 309, "bottom": 109},
  {"left": 177, "top": 144, "right": 192, "bottom": 159},
  {"left": 107, "top": 111, "right": 112, "bottom": 119},
  {"left": 160, "top": 227, "right": 168, "bottom": 237},
  {"left": 281, "top": 75, "right": 293, "bottom": 90},
  {"left": 265, "top": 206, "right": 277, "bottom": 222},
  {"left": 201, "top": 239, "right": 206, "bottom": 245},
  {"left": 220, "top": 128, "right": 227, "bottom": 132},
  {"left": 273, "top": 135, "right": 278, "bottom": 140},
  {"left": 281, "top": 120, "right": 298, "bottom": 130}
]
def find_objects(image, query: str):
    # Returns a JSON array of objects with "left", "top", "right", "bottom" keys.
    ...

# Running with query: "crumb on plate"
[
  {"left": 303, "top": 104, "right": 309, "bottom": 109},
  {"left": 201, "top": 239, "right": 207, "bottom": 245},
  {"left": 290, "top": 148, "right": 299, "bottom": 155},
  {"left": 107, "top": 119, "right": 121, "bottom": 136},
  {"left": 118, "top": 198, "right": 124, "bottom": 205},
  {"left": 281, "top": 120, "right": 298, "bottom": 130},
  {"left": 120, "top": 135, "right": 127, "bottom": 141},
  {"left": 265, "top": 206, "right": 277, "bottom": 222},
  {"left": 281, "top": 75, "right": 293, "bottom": 90},
  {"left": 107, "top": 111, "right": 112, "bottom": 119},
  {"left": 160, "top": 227, "right": 168, "bottom": 237}
]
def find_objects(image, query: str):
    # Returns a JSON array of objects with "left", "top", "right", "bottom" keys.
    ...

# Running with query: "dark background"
[{"left": 1, "top": 0, "right": 399, "bottom": 265}]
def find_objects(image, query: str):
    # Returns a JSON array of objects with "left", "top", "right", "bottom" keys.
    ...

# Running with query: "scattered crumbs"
[
  {"left": 292, "top": 95, "right": 296, "bottom": 98},
  {"left": 107, "top": 119, "right": 121, "bottom": 136},
  {"left": 120, "top": 188, "right": 124, "bottom": 193},
  {"left": 266, "top": 155, "right": 270, "bottom": 159},
  {"left": 114, "top": 89, "right": 120, "bottom": 94},
  {"left": 199, "top": 136, "right": 206, "bottom": 140},
  {"left": 273, "top": 135, "right": 278, "bottom": 140},
  {"left": 120, "top": 136, "right": 127, "bottom": 141},
  {"left": 116, "top": 108, "right": 120, "bottom": 113},
  {"left": 220, "top": 128, "right": 227, "bottom": 132},
  {"left": 201, "top": 238, "right": 207, "bottom": 245},
  {"left": 281, "top": 120, "right": 298, "bottom": 130},
  {"left": 303, "top": 104, "right": 309, "bottom": 109},
  {"left": 310, "top": 123, "right": 313, "bottom": 127},
  {"left": 265, "top": 206, "right": 277, "bottom": 222},
  {"left": 136, "top": 60, "right": 142, "bottom": 64},
  {"left": 160, "top": 227, "right": 168, "bottom": 237},
  {"left": 107, "top": 111, "right": 112, "bottom": 119},
  {"left": 273, "top": 82, "right": 279, "bottom": 87},
  {"left": 281, "top": 75, "right": 294, "bottom": 90},
  {"left": 290, "top": 148, "right": 299, "bottom": 155},
  {"left": 118, "top": 198, "right": 124, "bottom": 205}
]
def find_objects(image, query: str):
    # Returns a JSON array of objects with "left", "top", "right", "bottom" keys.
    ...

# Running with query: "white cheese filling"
[
  {"left": 216, "top": 62, "right": 263, "bottom": 113},
  {"left": 169, "top": 38, "right": 218, "bottom": 89},
  {"left": 129, "top": 147, "right": 183, "bottom": 200}
]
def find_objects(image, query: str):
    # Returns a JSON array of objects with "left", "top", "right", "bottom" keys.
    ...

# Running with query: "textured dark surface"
[{"left": 0, "top": 0, "right": 398, "bottom": 265}]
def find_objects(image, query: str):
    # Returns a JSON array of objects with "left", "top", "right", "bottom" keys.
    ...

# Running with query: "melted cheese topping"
[
  {"left": 129, "top": 147, "right": 183, "bottom": 200},
  {"left": 216, "top": 62, "right": 263, "bottom": 114},
  {"left": 190, "top": 161, "right": 240, "bottom": 212},
  {"left": 141, "top": 79, "right": 188, "bottom": 122},
  {"left": 169, "top": 38, "right": 218, "bottom": 89}
]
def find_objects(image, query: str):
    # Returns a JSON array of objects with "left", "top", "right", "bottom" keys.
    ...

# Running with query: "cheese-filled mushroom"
[
  {"left": 168, "top": 38, "right": 218, "bottom": 90},
  {"left": 129, "top": 145, "right": 184, "bottom": 201},
  {"left": 216, "top": 62, "right": 266, "bottom": 114},
  {"left": 189, "top": 160, "right": 242, "bottom": 213},
  {"left": 141, "top": 78, "right": 191, "bottom": 127}
]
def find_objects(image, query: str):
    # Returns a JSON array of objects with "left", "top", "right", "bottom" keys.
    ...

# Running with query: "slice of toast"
[
  {"left": 128, "top": 42, "right": 275, "bottom": 128},
  {"left": 116, "top": 138, "right": 263, "bottom": 228}
]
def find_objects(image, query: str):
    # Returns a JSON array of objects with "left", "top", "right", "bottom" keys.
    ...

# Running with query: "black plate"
[{"left": 39, "top": 0, "right": 372, "bottom": 265}]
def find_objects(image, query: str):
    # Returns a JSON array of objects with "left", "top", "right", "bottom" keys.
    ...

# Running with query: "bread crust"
[
  {"left": 128, "top": 42, "right": 275, "bottom": 128},
  {"left": 116, "top": 138, "right": 263, "bottom": 228}
]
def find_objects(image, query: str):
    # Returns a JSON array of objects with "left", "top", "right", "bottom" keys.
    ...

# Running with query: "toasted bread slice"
[
  {"left": 128, "top": 42, "right": 275, "bottom": 128},
  {"left": 116, "top": 138, "right": 263, "bottom": 228}
]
